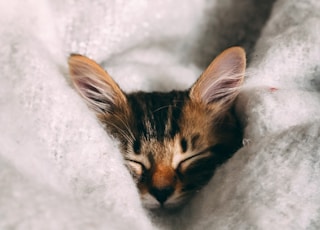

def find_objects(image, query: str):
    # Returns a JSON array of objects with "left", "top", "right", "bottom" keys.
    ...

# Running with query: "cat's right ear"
[{"left": 68, "top": 54, "right": 127, "bottom": 115}]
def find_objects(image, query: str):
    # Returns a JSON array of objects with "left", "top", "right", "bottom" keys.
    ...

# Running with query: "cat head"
[{"left": 68, "top": 47, "right": 246, "bottom": 209}]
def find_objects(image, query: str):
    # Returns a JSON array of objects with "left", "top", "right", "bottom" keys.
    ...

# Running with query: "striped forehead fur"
[{"left": 126, "top": 91, "right": 189, "bottom": 143}]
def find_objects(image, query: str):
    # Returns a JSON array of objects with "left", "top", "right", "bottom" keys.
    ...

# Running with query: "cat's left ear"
[
  {"left": 190, "top": 47, "right": 246, "bottom": 110},
  {"left": 68, "top": 54, "right": 127, "bottom": 116}
]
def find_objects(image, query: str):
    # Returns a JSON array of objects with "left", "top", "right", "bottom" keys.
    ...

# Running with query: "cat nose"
[{"left": 150, "top": 186, "right": 174, "bottom": 204}]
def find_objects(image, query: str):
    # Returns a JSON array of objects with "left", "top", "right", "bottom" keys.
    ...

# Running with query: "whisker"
[
  {"left": 112, "top": 113, "right": 135, "bottom": 140},
  {"left": 105, "top": 120, "right": 134, "bottom": 145},
  {"left": 152, "top": 99, "right": 185, "bottom": 114},
  {"left": 152, "top": 105, "right": 171, "bottom": 113}
]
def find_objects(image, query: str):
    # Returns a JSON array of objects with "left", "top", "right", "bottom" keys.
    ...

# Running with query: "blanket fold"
[{"left": 2, "top": 0, "right": 320, "bottom": 229}]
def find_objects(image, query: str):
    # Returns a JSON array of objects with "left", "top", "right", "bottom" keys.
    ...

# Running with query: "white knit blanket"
[{"left": 2, "top": 0, "right": 320, "bottom": 229}]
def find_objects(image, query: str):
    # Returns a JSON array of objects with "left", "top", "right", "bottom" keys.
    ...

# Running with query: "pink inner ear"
[
  {"left": 72, "top": 73, "right": 115, "bottom": 114},
  {"left": 198, "top": 47, "right": 245, "bottom": 105},
  {"left": 69, "top": 54, "right": 126, "bottom": 114},
  {"left": 77, "top": 78, "right": 99, "bottom": 95},
  {"left": 201, "top": 74, "right": 242, "bottom": 105}
]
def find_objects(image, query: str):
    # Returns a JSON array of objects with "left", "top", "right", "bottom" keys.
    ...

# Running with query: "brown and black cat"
[{"left": 68, "top": 47, "right": 246, "bottom": 209}]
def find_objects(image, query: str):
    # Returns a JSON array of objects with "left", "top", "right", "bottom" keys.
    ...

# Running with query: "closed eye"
[
  {"left": 124, "top": 158, "right": 147, "bottom": 181},
  {"left": 177, "top": 146, "right": 216, "bottom": 173}
]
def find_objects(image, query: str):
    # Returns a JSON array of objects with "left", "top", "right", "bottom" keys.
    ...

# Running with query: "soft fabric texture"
[{"left": 1, "top": 0, "right": 320, "bottom": 229}]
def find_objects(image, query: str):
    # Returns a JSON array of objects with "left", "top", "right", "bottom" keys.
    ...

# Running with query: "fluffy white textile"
[{"left": 1, "top": 0, "right": 320, "bottom": 229}]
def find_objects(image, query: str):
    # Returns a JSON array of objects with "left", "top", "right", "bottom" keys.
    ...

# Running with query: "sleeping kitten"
[{"left": 68, "top": 47, "right": 246, "bottom": 209}]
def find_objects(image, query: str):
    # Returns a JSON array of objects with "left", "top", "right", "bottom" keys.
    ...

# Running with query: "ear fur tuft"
[
  {"left": 68, "top": 54, "right": 126, "bottom": 115},
  {"left": 190, "top": 47, "right": 246, "bottom": 108}
]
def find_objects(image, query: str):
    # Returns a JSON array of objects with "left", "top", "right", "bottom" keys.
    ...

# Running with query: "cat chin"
[
  {"left": 143, "top": 202, "right": 183, "bottom": 211},
  {"left": 141, "top": 193, "right": 190, "bottom": 210}
]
